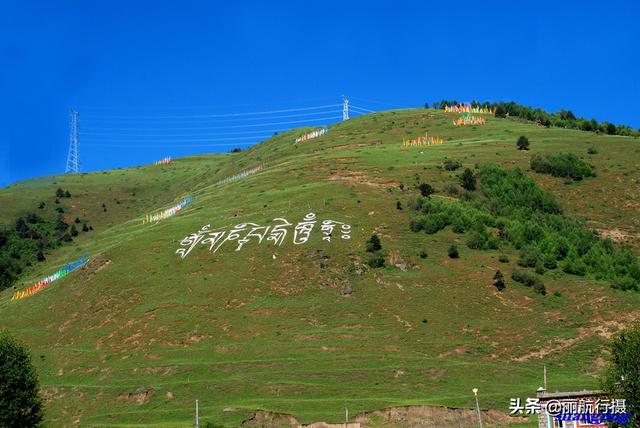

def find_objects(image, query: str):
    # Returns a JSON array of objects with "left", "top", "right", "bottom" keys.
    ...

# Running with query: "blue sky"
[{"left": 1, "top": 0, "right": 638, "bottom": 188}]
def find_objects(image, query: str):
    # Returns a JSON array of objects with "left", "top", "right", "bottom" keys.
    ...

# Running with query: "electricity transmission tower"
[
  {"left": 342, "top": 96, "right": 349, "bottom": 121},
  {"left": 65, "top": 109, "right": 80, "bottom": 174}
]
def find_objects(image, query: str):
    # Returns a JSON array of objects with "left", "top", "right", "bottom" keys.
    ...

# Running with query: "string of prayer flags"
[
  {"left": 154, "top": 157, "right": 172, "bottom": 165},
  {"left": 444, "top": 104, "right": 495, "bottom": 114},
  {"left": 295, "top": 127, "right": 328, "bottom": 143},
  {"left": 402, "top": 133, "right": 444, "bottom": 148},
  {"left": 453, "top": 113, "right": 486, "bottom": 126},
  {"left": 11, "top": 255, "right": 90, "bottom": 301},
  {"left": 215, "top": 164, "right": 265, "bottom": 186},
  {"left": 143, "top": 197, "right": 193, "bottom": 224}
]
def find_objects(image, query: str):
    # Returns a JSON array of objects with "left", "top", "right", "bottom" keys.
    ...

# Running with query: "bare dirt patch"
[
  {"left": 117, "top": 388, "right": 154, "bottom": 405},
  {"left": 241, "top": 406, "right": 529, "bottom": 427}
]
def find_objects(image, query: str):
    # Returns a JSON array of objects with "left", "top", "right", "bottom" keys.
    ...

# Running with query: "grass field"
[{"left": 1, "top": 108, "right": 639, "bottom": 427}]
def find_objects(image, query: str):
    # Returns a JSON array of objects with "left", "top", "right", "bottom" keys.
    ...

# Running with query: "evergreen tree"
[
  {"left": 602, "top": 322, "right": 640, "bottom": 426},
  {"left": 366, "top": 234, "right": 382, "bottom": 253},
  {"left": 0, "top": 331, "right": 44, "bottom": 427},
  {"left": 55, "top": 188, "right": 64, "bottom": 198},
  {"left": 459, "top": 169, "right": 477, "bottom": 191},
  {"left": 448, "top": 244, "right": 459, "bottom": 258},
  {"left": 517, "top": 136, "right": 530, "bottom": 150}
]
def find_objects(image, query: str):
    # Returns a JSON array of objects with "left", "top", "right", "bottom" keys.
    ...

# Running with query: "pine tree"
[{"left": 366, "top": 234, "right": 382, "bottom": 253}]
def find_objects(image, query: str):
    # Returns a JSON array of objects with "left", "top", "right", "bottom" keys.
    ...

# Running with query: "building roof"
[{"left": 538, "top": 390, "right": 605, "bottom": 399}]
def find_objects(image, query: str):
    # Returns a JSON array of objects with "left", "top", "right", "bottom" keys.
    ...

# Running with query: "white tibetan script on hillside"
[{"left": 175, "top": 213, "right": 351, "bottom": 259}]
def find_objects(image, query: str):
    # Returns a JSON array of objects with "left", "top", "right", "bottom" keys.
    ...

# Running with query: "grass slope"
[{"left": 1, "top": 109, "right": 640, "bottom": 427}]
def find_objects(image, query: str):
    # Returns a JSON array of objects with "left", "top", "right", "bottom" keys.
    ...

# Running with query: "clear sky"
[{"left": 1, "top": 0, "right": 638, "bottom": 188}]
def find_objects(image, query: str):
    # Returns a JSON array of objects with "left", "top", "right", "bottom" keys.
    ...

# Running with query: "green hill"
[{"left": 1, "top": 108, "right": 640, "bottom": 427}]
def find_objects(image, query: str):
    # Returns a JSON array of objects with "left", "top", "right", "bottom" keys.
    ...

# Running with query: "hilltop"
[{"left": 1, "top": 108, "right": 640, "bottom": 427}]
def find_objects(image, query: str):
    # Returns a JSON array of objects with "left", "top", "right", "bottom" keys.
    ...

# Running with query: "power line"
[
  {"left": 83, "top": 142, "right": 263, "bottom": 148},
  {"left": 348, "top": 96, "right": 406, "bottom": 109},
  {"left": 79, "top": 116, "right": 342, "bottom": 132},
  {"left": 80, "top": 109, "right": 339, "bottom": 126},
  {"left": 350, "top": 105, "right": 376, "bottom": 113},
  {"left": 82, "top": 135, "right": 272, "bottom": 144},
  {"left": 79, "top": 128, "right": 287, "bottom": 138},
  {"left": 80, "top": 104, "right": 341, "bottom": 120}
]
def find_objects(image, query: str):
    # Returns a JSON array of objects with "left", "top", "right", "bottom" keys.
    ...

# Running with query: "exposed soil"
[{"left": 241, "top": 405, "right": 530, "bottom": 428}]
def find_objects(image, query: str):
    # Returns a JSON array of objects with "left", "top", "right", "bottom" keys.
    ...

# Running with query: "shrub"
[
  {"left": 365, "top": 234, "right": 382, "bottom": 253},
  {"left": 38, "top": 202, "right": 45, "bottom": 209},
  {"left": 517, "top": 136, "right": 530, "bottom": 150},
  {"left": 367, "top": 254, "right": 385, "bottom": 268},
  {"left": 444, "top": 184, "right": 459, "bottom": 195},
  {"left": 396, "top": 201, "right": 402, "bottom": 210},
  {"left": 70, "top": 225, "right": 78, "bottom": 237},
  {"left": 418, "top": 183, "right": 435, "bottom": 198},
  {"left": 74, "top": 217, "right": 81, "bottom": 224},
  {"left": 459, "top": 168, "right": 476, "bottom": 191},
  {"left": 82, "top": 223, "right": 89, "bottom": 232},
  {"left": 64, "top": 190, "right": 71, "bottom": 198},
  {"left": 587, "top": 146, "right": 598, "bottom": 155},
  {"left": 0, "top": 331, "right": 44, "bottom": 427},
  {"left": 530, "top": 153, "right": 595, "bottom": 181},
  {"left": 55, "top": 188, "right": 65, "bottom": 198},
  {"left": 498, "top": 255, "right": 510, "bottom": 263},
  {"left": 443, "top": 160, "right": 462, "bottom": 171},
  {"left": 511, "top": 269, "right": 545, "bottom": 294},
  {"left": 493, "top": 270, "right": 506, "bottom": 291},
  {"left": 418, "top": 250, "right": 428, "bottom": 259},
  {"left": 448, "top": 244, "right": 459, "bottom": 258},
  {"left": 409, "top": 219, "right": 423, "bottom": 232},
  {"left": 517, "top": 245, "right": 545, "bottom": 268}
]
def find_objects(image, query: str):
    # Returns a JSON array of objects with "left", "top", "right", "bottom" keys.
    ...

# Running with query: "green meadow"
[{"left": 1, "top": 108, "right": 639, "bottom": 427}]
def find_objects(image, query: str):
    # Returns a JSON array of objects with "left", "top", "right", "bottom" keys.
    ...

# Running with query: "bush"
[
  {"left": 444, "top": 184, "right": 460, "bottom": 195},
  {"left": 365, "top": 234, "right": 382, "bottom": 253},
  {"left": 448, "top": 245, "right": 459, "bottom": 258},
  {"left": 367, "top": 254, "right": 385, "bottom": 268},
  {"left": 418, "top": 183, "right": 435, "bottom": 198},
  {"left": 0, "top": 331, "right": 44, "bottom": 427},
  {"left": 396, "top": 201, "right": 402, "bottom": 210},
  {"left": 409, "top": 219, "right": 423, "bottom": 232},
  {"left": 443, "top": 160, "right": 462, "bottom": 171},
  {"left": 498, "top": 255, "right": 510, "bottom": 263},
  {"left": 587, "top": 146, "right": 598, "bottom": 155},
  {"left": 459, "top": 169, "right": 476, "bottom": 191},
  {"left": 82, "top": 223, "right": 89, "bottom": 232},
  {"left": 517, "top": 136, "right": 530, "bottom": 150},
  {"left": 511, "top": 269, "right": 545, "bottom": 294},
  {"left": 418, "top": 250, "right": 428, "bottom": 259},
  {"left": 55, "top": 188, "right": 65, "bottom": 198},
  {"left": 493, "top": 270, "right": 506, "bottom": 291},
  {"left": 530, "top": 153, "right": 595, "bottom": 181},
  {"left": 64, "top": 190, "right": 71, "bottom": 198}
]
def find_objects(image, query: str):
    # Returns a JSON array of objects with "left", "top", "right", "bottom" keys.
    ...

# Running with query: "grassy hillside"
[{"left": 1, "top": 108, "right": 639, "bottom": 427}]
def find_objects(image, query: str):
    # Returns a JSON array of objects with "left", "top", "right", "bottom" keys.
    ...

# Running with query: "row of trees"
[{"left": 427, "top": 99, "right": 640, "bottom": 137}]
